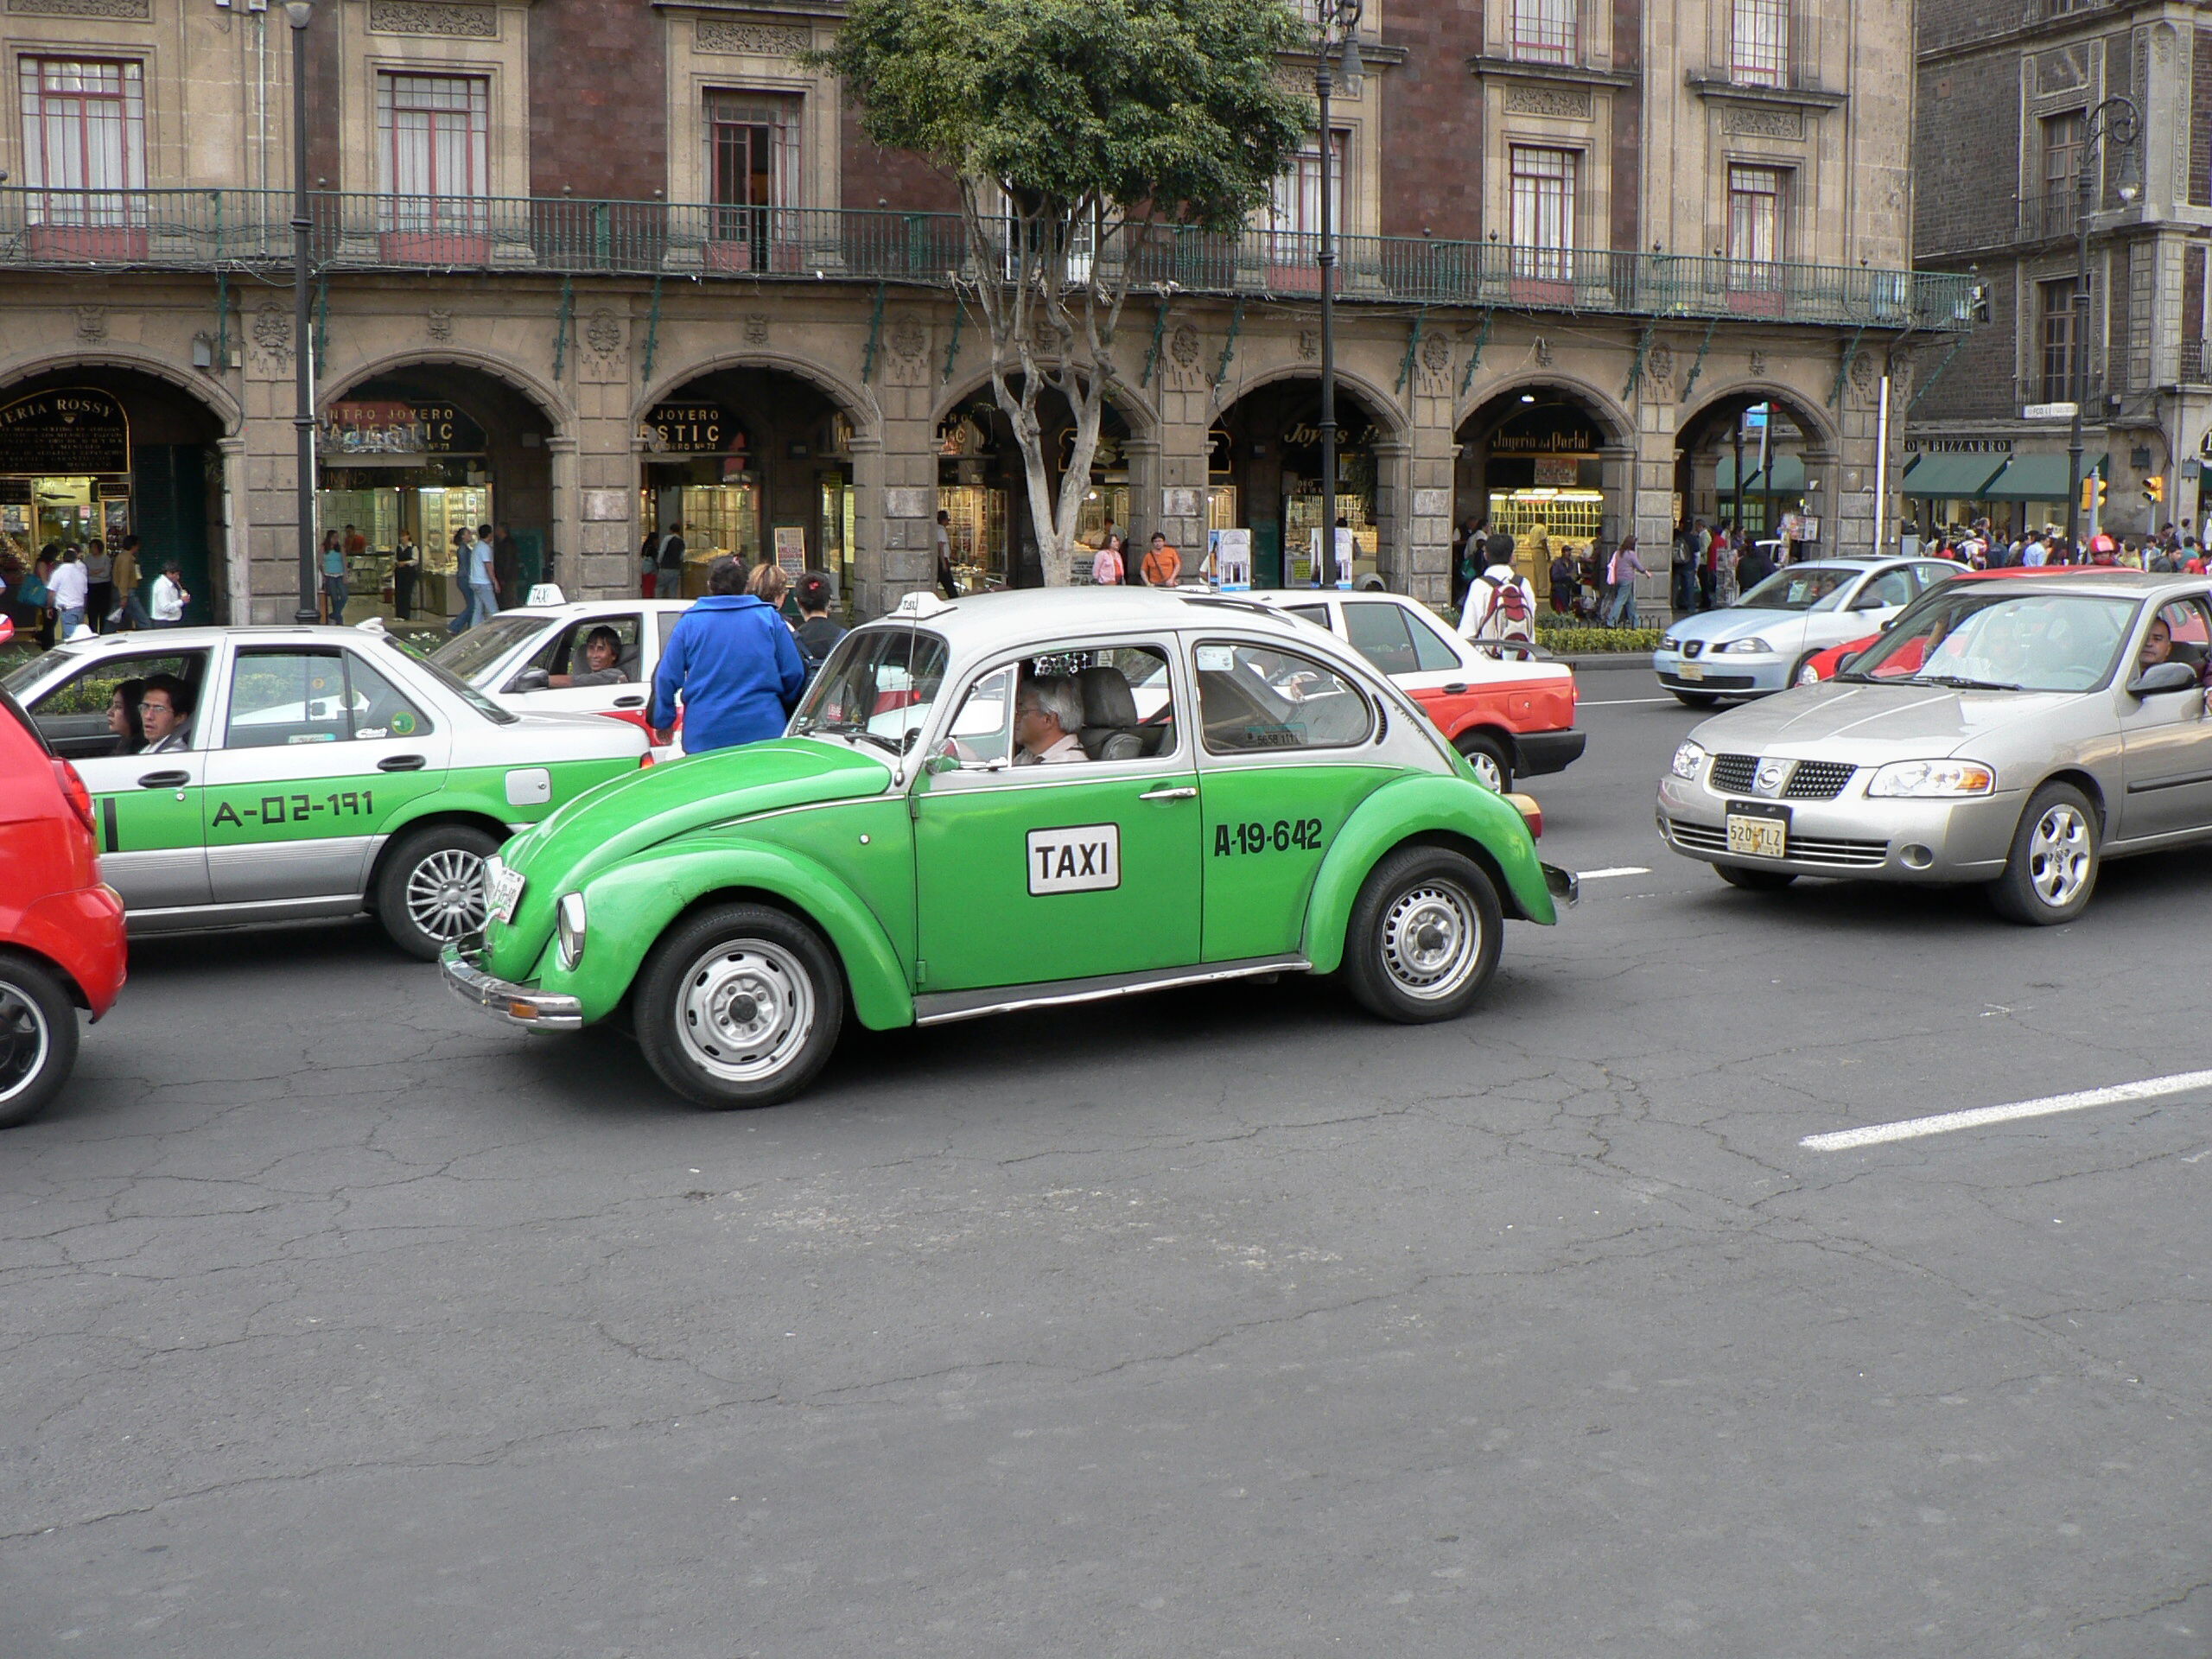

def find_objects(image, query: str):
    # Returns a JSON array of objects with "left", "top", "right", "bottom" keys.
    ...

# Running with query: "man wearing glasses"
[{"left": 137, "top": 676, "right": 194, "bottom": 754}]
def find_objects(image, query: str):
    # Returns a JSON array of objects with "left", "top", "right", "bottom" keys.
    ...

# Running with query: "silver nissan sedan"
[{"left": 1656, "top": 572, "right": 2212, "bottom": 924}]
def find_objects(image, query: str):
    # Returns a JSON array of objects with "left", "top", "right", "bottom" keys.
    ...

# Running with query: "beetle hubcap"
[
  {"left": 677, "top": 939, "right": 815, "bottom": 1083},
  {"left": 1380, "top": 883, "right": 1481, "bottom": 1000},
  {"left": 407, "top": 849, "right": 487, "bottom": 942},
  {"left": 0, "top": 981, "right": 51, "bottom": 1105},
  {"left": 2027, "top": 804, "right": 2092, "bottom": 907}
]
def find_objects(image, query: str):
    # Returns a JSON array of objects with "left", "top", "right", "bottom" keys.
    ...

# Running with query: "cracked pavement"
[{"left": 2, "top": 670, "right": 2206, "bottom": 1657}]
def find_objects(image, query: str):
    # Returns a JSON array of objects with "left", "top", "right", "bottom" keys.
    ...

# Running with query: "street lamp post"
[
  {"left": 2064, "top": 94, "right": 2140, "bottom": 557},
  {"left": 1313, "top": 0, "right": 1363, "bottom": 589},
  {"left": 285, "top": 0, "right": 318, "bottom": 624}
]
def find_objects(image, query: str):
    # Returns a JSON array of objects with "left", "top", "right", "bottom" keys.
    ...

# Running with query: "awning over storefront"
[
  {"left": 1979, "top": 452, "right": 2107, "bottom": 502},
  {"left": 1900, "top": 452, "right": 2010, "bottom": 499},
  {"left": 1714, "top": 454, "right": 1808, "bottom": 493}
]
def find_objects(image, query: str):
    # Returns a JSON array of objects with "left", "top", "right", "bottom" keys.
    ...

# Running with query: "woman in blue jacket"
[{"left": 650, "top": 556, "right": 807, "bottom": 752}]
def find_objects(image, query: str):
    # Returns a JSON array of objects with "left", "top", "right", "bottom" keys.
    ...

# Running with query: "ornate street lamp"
[
  {"left": 1313, "top": 0, "right": 1363, "bottom": 588},
  {"left": 2064, "top": 95, "right": 2140, "bottom": 555},
  {"left": 285, "top": 0, "right": 318, "bottom": 623}
]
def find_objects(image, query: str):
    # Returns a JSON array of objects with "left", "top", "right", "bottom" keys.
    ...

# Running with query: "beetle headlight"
[
  {"left": 1866, "top": 760, "right": 1996, "bottom": 798},
  {"left": 1669, "top": 741, "right": 1708, "bottom": 780},
  {"left": 556, "top": 891, "right": 588, "bottom": 970},
  {"left": 1713, "top": 637, "right": 1773, "bottom": 654}
]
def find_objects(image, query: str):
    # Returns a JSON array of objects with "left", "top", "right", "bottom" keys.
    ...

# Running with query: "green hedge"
[{"left": 1534, "top": 624, "right": 1662, "bottom": 654}]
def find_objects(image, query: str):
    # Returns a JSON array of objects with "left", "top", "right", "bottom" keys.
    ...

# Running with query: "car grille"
[
  {"left": 1664, "top": 671, "right": 1755, "bottom": 690},
  {"left": 1681, "top": 640, "right": 1706, "bottom": 659},
  {"left": 1707, "top": 754, "right": 1859, "bottom": 800},
  {"left": 1663, "top": 817, "right": 1889, "bottom": 869}
]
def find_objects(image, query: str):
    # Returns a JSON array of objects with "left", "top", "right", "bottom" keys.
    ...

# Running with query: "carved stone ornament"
[
  {"left": 744, "top": 312, "right": 770, "bottom": 346},
  {"left": 5, "top": 0, "right": 150, "bottom": 17},
  {"left": 74, "top": 306, "right": 107, "bottom": 343},
  {"left": 696, "top": 18, "right": 810, "bottom": 55},
  {"left": 1748, "top": 349, "right": 1769, "bottom": 378},
  {"left": 368, "top": 0, "right": 497, "bottom": 37},
  {"left": 1647, "top": 343, "right": 1675, "bottom": 391},
  {"left": 1504, "top": 84, "right": 1593, "bottom": 120},
  {"left": 1719, "top": 106, "right": 1803, "bottom": 140},
  {"left": 1533, "top": 336, "right": 1555, "bottom": 368},
  {"left": 425, "top": 308, "right": 454, "bottom": 343},
  {"left": 1421, "top": 333, "right": 1451, "bottom": 374},
  {"left": 889, "top": 316, "right": 926, "bottom": 360},
  {"left": 1170, "top": 323, "right": 1202, "bottom": 369},
  {"left": 1850, "top": 350, "right": 1878, "bottom": 401},
  {"left": 253, "top": 304, "right": 292, "bottom": 360},
  {"left": 586, "top": 308, "right": 622, "bottom": 357},
  {"left": 1298, "top": 327, "right": 1319, "bottom": 361}
]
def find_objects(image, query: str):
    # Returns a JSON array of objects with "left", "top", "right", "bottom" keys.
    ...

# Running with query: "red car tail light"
[
  {"left": 53, "top": 760, "right": 95, "bottom": 836},
  {"left": 638, "top": 752, "right": 655, "bottom": 768}
]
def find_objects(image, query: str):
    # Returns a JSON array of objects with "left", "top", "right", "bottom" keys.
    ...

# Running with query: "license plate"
[
  {"left": 485, "top": 860, "right": 525, "bottom": 925},
  {"left": 1679, "top": 662, "right": 1705, "bottom": 682},
  {"left": 1725, "top": 800, "right": 1789, "bottom": 860}
]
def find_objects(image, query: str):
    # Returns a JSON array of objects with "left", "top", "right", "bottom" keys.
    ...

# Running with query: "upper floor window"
[
  {"left": 1269, "top": 130, "right": 1346, "bottom": 239},
  {"left": 19, "top": 59, "right": 144, "bottom": 205},
  {"left": 2039, "top": 110, "right": 2083, "bottom": 234},
  {"left": 1730, "top": 0, "right": 1790, "bottom": 86},
  {"left": 378, "top": 73, "right": 489, "bottom": 203},
  {"left": 1510, "top": 146, "right": 1577, "bottom": 280},
  {"left": 1727, "top": 163, "right": 1786, "bottom": 268},
  {"left": 708, "top": 93, "right": 799, "bottom": 210},
  {"left": 1510, "top": 0, "right": 1576, "bottom": 64},
  {"left": 2039, "top": 276, "right": 2080, "bottom": 403}
]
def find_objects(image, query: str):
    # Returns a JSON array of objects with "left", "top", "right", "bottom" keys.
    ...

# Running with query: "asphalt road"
[{"left": 5, "top": 664, "right": 2209, "bottom": 1659}]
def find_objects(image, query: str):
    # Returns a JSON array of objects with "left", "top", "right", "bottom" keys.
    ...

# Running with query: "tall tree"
[{"left": 816, "top": 0, "right": 1310, "bottom": 584}]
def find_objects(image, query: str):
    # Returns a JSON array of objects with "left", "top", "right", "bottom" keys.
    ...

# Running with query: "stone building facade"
[
  {"left": 0, "top": 0, "right": 1954, "bottom": 626},
  {"left": 1910, "top": 0, "right": 2212, "bottom": 543}
]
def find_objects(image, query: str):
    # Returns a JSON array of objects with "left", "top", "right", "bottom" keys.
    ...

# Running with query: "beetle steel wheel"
[
  {"left": 405, "top": 848, "right": 488, "bottom": 944},
  {"left": 675, "top": 938, "right": 817, "bottom": 1084},
  {"left": 2027, "top": 803, "right": 2093, "bottom": 908},
  {"left": 1378, "top": 881, "right": 1483, "bottom": 1001},
  {"left": 0, "top": 982, "right": 52, "bottom": 1108}
]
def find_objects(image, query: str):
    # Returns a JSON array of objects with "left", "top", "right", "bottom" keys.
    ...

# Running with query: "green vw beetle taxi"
[{"left": 442, "top": 589, "right": 1575, "bottom": 1106}]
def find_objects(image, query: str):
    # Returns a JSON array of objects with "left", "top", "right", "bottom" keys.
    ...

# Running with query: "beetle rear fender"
[
  {"left": 1301, "top": 776, "right": 1556, "bottom": 973},
  {"left": 550, "top": 838, "right": 914, "bottom": 1031}
]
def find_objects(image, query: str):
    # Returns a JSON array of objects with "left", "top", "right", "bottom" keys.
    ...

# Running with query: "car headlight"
[
  {"left": 1669, "top": 741, "right": 1708, "bottom": 780},
  {"left": 1659, "top": 634, "right": 1681, "bottom": 652},
  {"left": 1866, "top": 760, "right": 1996, "bottom": 798},
  {"left": 1713, "top": 637, "right": 1773, "bottom": 654},
  {"left": 556, "top": 891, "right": 588, "bottom": 970}
]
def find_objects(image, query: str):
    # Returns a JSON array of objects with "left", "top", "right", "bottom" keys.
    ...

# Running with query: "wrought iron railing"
[{"left": 0, "top": 187, "right": 1975, "bottom": 330}]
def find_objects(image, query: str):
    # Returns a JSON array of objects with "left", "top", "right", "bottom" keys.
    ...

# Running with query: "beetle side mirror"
[
  {"left": 2127, "top": 661, "right": 2200, "bottom": 697},
  {"left": 924, "top": 752, "right": 960, "bottom": 776}
]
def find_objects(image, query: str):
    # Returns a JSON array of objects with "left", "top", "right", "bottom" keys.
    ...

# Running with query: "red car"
[
  {"left": 1794, "top": 565, "right": 2140, "bottom": 684},
  {"left": 0, "top": 672, "right": 128, "bottom": 1128}
]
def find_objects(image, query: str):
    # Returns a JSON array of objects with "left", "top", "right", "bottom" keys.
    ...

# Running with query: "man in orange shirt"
[{"left": 1140, "top": 531, "right": 1182, "bottom": 587}]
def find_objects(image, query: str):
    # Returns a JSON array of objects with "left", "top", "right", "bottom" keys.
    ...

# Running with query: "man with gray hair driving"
[{"left": 1013, "top": 673, "right": 1087, "bottom": 766}]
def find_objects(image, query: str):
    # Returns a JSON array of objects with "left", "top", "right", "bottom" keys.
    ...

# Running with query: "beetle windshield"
[
  {"left": 791, "top": 626, "right": 950, "bottom": 751},
  {"left": 1735, "top": 568, "right": 1855, "bottom": 611},
  {"left": 1841, "top": 590, "right": 2139, "bottom": 694},
  {"left": 430, "top": 615, "right": 546, "bottom": 680}
]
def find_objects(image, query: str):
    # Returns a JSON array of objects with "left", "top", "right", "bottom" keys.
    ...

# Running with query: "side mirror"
[
  {"left": 507, "top": 667, "right": 550, "bottom": 692},
  {"left": 2128, "top": 661, "right": 2200, "bottom": 697},
  {"left": 924, "top": 752, "right": 960, "bottom": 776}
]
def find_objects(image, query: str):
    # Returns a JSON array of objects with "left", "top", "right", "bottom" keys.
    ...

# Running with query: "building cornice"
[
  {"left": 1683, "top": 73, "right": 1847, "bottom": 111},
  {"left": 1467, "top": 55, "right": 1637, "bottom": 89}
]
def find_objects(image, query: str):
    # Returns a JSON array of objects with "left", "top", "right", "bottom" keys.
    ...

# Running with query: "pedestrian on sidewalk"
[
  {"left": 1604, "top": 535, "right": 1650, "bottom": 628},
  {"left": 651, "top": 555, "right": 806, "bottom": 753},
  {"left": 320, "top": 530, "right": 347, "bottom": 625}
]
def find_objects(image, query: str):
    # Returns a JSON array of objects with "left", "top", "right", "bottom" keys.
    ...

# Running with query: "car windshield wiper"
[
  {"left": 804, "top": 718, "right": 903, "bottom": 756},
  {"left": 1907, "top": 673, "right": 2024, "bottom": 692}
]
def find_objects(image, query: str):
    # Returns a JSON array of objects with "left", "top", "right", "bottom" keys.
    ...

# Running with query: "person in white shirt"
[
  {"left": 150, "top": 560, "right": 189, "bottom": 626},
  {"left": 48, "top": 549, "right": 89, "bottom": 635}
]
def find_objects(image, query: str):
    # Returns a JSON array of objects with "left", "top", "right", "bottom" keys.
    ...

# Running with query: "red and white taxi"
[{"left": 1251, "top": 590, "right": 1583, "bottom": 791}]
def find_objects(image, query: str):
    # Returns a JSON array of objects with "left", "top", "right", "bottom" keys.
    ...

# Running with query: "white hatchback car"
[{"left": 431, "top": 595, "right": 696, "bottom": 726}]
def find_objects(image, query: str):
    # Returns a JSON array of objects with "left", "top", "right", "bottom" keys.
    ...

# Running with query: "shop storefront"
[
  {"left": 935, "top": 393, "right": 1131, "bottom": 591},
  {"left": 316, "top": 399, "right": 493, "bottom": 619},
  {"left": 1213, "top": 383, "right": 1381, "bottom": 588}
]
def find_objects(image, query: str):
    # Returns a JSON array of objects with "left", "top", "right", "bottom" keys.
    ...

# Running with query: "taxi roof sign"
[{"left": 893, "top": 590, "right": 954, "bottom": 620}]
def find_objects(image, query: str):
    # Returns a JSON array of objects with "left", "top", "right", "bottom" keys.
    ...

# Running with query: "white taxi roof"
[{"left": 861, "top": 586, "right": 1315, "bottom": 656}]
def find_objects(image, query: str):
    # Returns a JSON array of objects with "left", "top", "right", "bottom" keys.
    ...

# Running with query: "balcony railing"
[
  {"left": 2018, "top": 190, "right": 2080, "bottom": 242},
  {"left": 0, "top": 187, "right": 1975, "bottom": 331}
]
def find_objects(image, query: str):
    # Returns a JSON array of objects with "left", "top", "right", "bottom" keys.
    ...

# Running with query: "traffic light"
[
  {"left": 2081, "top": 475, "right": 2107, "bottom": 512},
  {"left": 2145, "top": 475, "right": 2166, "bottom": 505}
]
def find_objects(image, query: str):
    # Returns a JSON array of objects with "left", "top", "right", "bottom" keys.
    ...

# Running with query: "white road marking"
[
  {"left": 1578, "top": 867, "right": 1653, "bottom": 880},
  {"left": 1802, "top": 1067, "right": 2212, "bottom": 1151},
  {"left": 1580, "top": 696, "right": 1678, "bottom": 707}
]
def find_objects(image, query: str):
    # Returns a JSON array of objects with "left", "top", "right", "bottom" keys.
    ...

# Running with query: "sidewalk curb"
[{"left": 1552, "top": 652, "right": 1656, "bottom": 670}]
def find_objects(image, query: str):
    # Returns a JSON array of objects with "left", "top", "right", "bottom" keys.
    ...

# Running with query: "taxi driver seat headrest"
[{"left": 1077, "top": 664, "right": 1142, "bottom": 762}]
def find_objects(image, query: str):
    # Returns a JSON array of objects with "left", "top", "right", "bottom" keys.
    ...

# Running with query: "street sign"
[{"left": 2022, "top": 402, "right": 2078, "bottom": 420}]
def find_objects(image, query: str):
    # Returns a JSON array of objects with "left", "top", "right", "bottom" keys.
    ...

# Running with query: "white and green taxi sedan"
[{"left": 2, "top": 625, "right": 651, "bottom": 957}]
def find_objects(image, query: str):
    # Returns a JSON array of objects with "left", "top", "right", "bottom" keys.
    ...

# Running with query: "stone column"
[
  {"left": 217, "top": 436, "right": 249, "bottom": 626},
  {"left": 543, "top": 434, "right": 585, "bottom": 595},
  {"left": 1370, "top": 435, "right": 1412, "bottom": 594}
]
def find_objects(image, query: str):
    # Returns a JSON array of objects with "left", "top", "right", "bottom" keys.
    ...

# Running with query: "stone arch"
[
  {"left": 1454, "top": 369, "right": 1634, "bottom": 449},
  {"left": 1211, "top": 361, "right": 1412, "bottom": 441},
  {"left": 322, "top": 346, "right": 575, "bottom": 435},
  {"left": 1675, "top": 380, "right": 1840, "bottom": 457},
  {"left": 0, "top": 346, "right": 243, "bottom": 436},
  {"left": 636, "top": 349, "right": 880, "bottom": 443},
  {"left": 931, "top": 373, "right": 1161, "bottom": 442}
]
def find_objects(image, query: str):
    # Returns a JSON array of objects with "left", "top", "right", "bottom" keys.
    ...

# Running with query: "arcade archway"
[
  {"left": 934, "top": 382, "right": 1141, "bottom": 589},
  {"left": 1455, "top": 384, "right": 1633, "bottom": 586},
  {"left": 1675, "top": 389, "right": 1836, "bottom": 552},
  {"left": 1212, "top": 378, "right": 1395, "bottom": 588}
]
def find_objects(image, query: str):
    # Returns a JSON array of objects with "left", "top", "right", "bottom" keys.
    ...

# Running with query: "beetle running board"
[{"left": 912, "top": 954, "right": 1313, "bottom": 1027}]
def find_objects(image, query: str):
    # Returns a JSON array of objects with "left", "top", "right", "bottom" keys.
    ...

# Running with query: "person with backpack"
[
  {"left": 1460, "top": 554, "right": 1537, "bottom": 644},
  {"left": 792, "top": 569, "right": 847, "bottom": 688},
  {"left": 1604, "top": 535, "right": 1651, "bottom": 628}
]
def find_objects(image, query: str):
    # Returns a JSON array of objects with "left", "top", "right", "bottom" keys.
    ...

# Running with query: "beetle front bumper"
[{"left": 441, "top": 938, "right": 584, "bottom": 1030}]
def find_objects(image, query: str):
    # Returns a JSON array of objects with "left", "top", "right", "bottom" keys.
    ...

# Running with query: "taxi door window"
[
  {"left": 225, "top": 650, "right": 432, "bottom": 749},
  {"left": 26, "top": 650, "right": 213, "bottom": 760},
  {"left": 527, "top": 613, "right": 643, "bottom": 683},
  {"left": 943, "top": 664, "right": 1015, "bottom": 767},
  {"left": 1343, "top": 604, "right": 1421, "bottom": 676},
  {"left": 1286, "top": 604, "right": 1332, "bottom": 630},
  {"left": 1004, "top": 643, "right": 1179, "bottom": 764},
  {"left": 1856, "top": 569, "right": 1915, "bottom": 610},
  {"left": 1402, "top": 607, "right": 1463, "bottom": 671},
  {"left": 1196, "top": 640, "right": 1371, "bottom": 753}
]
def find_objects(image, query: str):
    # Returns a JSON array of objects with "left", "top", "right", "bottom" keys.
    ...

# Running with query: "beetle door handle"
[
  {"left": 1138, "top": 785, "right": 1198, "bottom": 801},
  {"left": 613, "top": 695, "right": 645, "bottom": 708},
  {"left": 137, "top": 770, "right": 189, "bottom": 789},
  {"left": 378, "top": 753, "right": 427, "bottom": 772}
]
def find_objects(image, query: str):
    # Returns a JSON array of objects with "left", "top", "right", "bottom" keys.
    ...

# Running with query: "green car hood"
[{"left": 490, "top": 739, "right": 893, "bottom": 965}]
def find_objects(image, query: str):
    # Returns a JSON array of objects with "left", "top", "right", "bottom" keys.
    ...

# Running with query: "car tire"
[
  {"left": 0, "top": 952, "right": 80, "bottom": 1131},
  {"left": 1670, "top": 690, "right": 1719, "bottom": 709},
  {"left": 1339, "top": 845, "right": 1503, "bottom": 1025},
  {"left": 375, "top": 823, "right": 501, "bottom": 961},
  {"left": 1453, "top": 731, "right": 1514, "bottom": 792},
  {"left": 635, "top": 904, "right": 845, "bottom": 1108},
  {"left": 1987, "top": 782, "right": 2100, "bottom": 926},
  {"left": 1715, "top": 863, "right": 1798, "bottom": 893}
]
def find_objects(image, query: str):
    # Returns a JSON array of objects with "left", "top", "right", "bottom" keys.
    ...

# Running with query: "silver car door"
[{"left": 2115, "top": 595, "right": 2212, "bottom": 840}]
